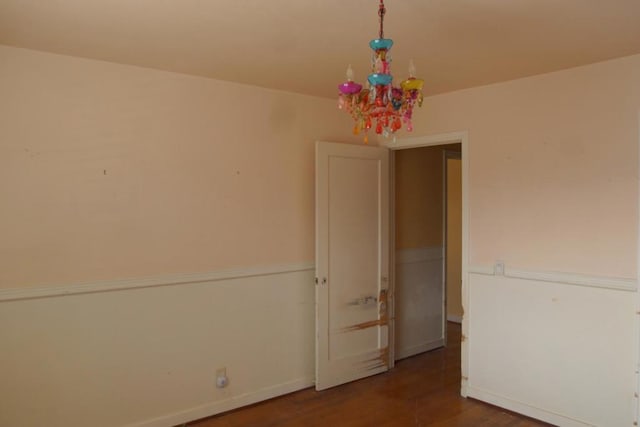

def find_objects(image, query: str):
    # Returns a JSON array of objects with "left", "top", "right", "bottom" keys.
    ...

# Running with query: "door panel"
[{"left": 315, "top": 141, "right": 389, "bottom": 391}]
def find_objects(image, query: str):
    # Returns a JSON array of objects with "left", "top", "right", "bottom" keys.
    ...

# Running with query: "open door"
[{"left": 315, "top": 141, "right": 390, "bottom": 391}]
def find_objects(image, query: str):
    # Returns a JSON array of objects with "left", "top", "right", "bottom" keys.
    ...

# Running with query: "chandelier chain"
[{"left": 378, "top": 0, "right": 386, "bottom": 39}]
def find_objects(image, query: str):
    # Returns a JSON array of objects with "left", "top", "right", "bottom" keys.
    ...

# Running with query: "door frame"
[
  {"left": 443, "top": 150, "right": 462, "bottom": 336},
  {"left": 384, "top": 131, "right": 470, "bottom": 397}
]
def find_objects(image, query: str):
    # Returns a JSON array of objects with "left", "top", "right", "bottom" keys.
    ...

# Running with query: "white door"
[{"left": 315, "top": 141, "right": 390, "bottom": 391}]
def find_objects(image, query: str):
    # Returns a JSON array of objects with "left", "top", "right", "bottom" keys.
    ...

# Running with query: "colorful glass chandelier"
[{"left": 338, "top": 0, "right": 424, "bottom": 143}]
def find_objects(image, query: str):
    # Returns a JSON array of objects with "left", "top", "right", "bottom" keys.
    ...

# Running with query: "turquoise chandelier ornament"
[{"left": 338, "top": 0, "right": 424, "bottom": 143}]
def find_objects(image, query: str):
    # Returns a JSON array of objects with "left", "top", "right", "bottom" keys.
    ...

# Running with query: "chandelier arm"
[{"left": 378, "top": 0, "right": 386, "bottom": 39}]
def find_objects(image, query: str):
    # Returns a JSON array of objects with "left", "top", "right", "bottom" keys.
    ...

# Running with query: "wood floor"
[{"left": 187, "top": 323, "right": 551, "bottom": 427}]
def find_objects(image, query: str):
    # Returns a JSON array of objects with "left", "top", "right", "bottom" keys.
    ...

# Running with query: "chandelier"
[{"left": 338, "top": 0, "right": 424, "bottom": 143}]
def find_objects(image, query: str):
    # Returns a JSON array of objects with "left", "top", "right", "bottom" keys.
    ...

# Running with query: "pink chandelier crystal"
[{"left": 338, "top": 0, "right": 424, "bottom": 143}]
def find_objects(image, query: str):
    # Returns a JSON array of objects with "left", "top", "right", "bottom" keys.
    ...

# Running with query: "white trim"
[
  {"left": 124, "top": 376, "right": 314, "bottom": 427},
  {"left": 395, "top": 246, "right": 443, "bottom": 264},
  {"left": 468, "top": 265, "right": 495, "bottom": 276},
  {"left": 0, "top": 262, "right": 315, "bottom": 302},
  {"left": 395, "top": 338, "right": 445, "bottom": 361},
  {"left": 383, "top": 131, "right": 468, "bottom": 150},
  {"left": 444, "top": 150, "right": 462, "bottom": 346},
  {"left": 460, "top": 132, "right": 470, "bottom": 398},
  {"left": 389, "top": 149, "right": 397, "bottom": 369},
  {"left": 447, "top": 315, "right": 462, "bottom": 324},
  {"left": 468, "top": 264, "right": 637, "bottom": 292},
  {"left": 635, "top": 108, "right": 640, "bottom": 427},
  {"left": 506, "top": 267, "right": 637, "bottom": 291},
  {"left": 467, "top": 386, "right": 592, "bottom": 427}
]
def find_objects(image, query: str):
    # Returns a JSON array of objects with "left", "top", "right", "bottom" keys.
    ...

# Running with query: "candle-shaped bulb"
[
  {"left": 346, "top": 64, "right": 354, "bottom": 82},
  {"left": 408, "top": 59, "right": 416, "bottom": 78}
]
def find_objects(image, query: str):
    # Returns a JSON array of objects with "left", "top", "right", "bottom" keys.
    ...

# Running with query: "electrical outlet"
[
  {"left": 494, "top": 260, "right": 505, "bottom": 276},
  {"left": 216, "top": 367, "right": 228, "bottom": 388}
]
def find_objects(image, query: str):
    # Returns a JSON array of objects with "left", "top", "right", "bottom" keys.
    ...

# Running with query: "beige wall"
[
  {"left": 394, "top": 146, "right": 444, "bottom": 249},
  {"left": 0, "top": 46, "right": 356, "bottom": 289},
  {"left": 395, "top": 143, "right": 461, "bottom": 250}
]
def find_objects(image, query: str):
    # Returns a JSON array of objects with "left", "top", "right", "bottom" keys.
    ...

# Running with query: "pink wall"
[
  {"left": 0, "top": 46, "right": 357, "bottom": 288},
  {"left": 1, "top": 45, "right": 639, "bottom": 288},
  {"left": 415, "top": 54, "right": 640, "bottom": 278}
]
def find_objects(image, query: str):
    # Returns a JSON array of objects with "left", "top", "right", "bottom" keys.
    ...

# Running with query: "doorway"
[
  {"left": 385, "top": 132, "right": 468, "bottom": 396},
  {"left": 392, "top": 143, "right": 461, "bottom": 360}
]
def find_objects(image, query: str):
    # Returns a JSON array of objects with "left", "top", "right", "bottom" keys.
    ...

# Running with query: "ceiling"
[{"left": 2, "top": 0, "right": 640, "bottom": 99}]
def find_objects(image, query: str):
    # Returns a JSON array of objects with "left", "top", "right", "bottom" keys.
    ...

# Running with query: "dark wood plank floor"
[{"left": 187, "top": 323, "right": 551, "bottom": 427}]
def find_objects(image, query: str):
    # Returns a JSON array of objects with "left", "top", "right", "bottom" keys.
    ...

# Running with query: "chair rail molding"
[{"left": 0, "top": 262, "right": 315, "bottom": 302}]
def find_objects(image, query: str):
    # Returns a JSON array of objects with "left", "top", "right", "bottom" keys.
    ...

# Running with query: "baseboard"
[
  {"left": 395, "top": 338, "right": 444, "bottom": 361},
  {"left": 125, "top": 376, "right": 314, "bottom": 427},
  {"left": 466, "top": 386, "right": 592, "bottom": 427},
  {"left": 447, "top": 314, "right": 462, "bottom": 323}
]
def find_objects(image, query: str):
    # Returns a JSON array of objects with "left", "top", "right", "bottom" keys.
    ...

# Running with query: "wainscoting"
[
  {"left": 395, "top": 246, "right": 445, "bottom": 360},
  {"left": 465, "top": 269, "right": 637, "bottom": 427},
  {"left": 0, "top": 265, "right": 315, "bottom": 427},
  {"left": 2, "top": 262, "right": 638, "bottom": 427}
]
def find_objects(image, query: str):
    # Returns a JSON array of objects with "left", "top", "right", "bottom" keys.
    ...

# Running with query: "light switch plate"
[{"left": 494, "top": 260, "right": 505, "bottom": 276}]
